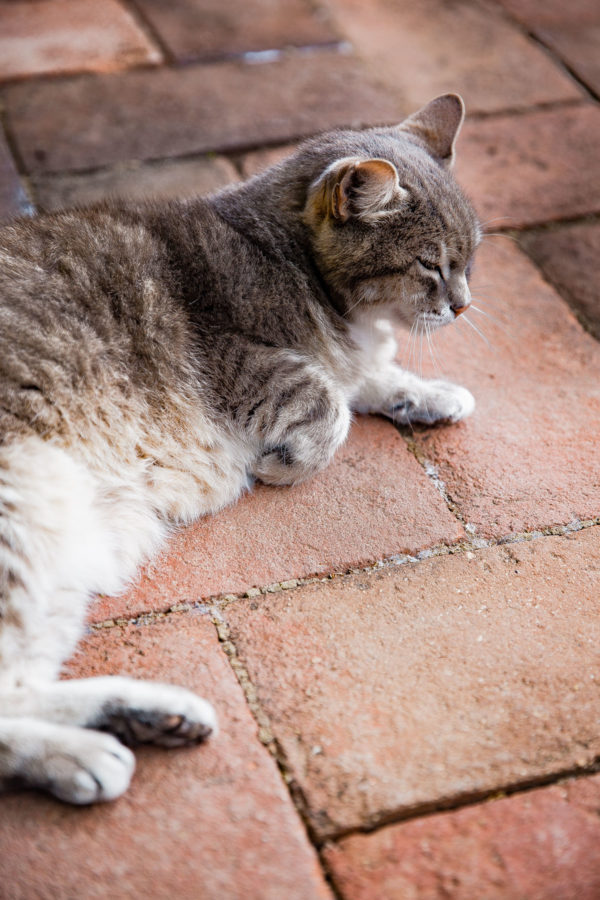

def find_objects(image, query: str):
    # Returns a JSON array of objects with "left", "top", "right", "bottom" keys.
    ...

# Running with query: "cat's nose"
[{"left": 451, "top": 301, "right": 470, "bottom": 317}]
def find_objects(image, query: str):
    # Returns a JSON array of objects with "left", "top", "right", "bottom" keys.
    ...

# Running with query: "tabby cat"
[{"left": 0, "top": 94, "right": 479, "bottom": 804}]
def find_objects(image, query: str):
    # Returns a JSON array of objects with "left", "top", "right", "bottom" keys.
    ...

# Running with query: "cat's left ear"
[{"left": 397, "top": 93, "right": 465, "bottom": 169}]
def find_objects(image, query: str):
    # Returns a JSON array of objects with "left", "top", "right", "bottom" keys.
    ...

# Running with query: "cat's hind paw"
[
  {"left": 94, "top": 679, "right": 218, "bottom": 749},
  {"left": 44, "top": 730, "right": 135, "bottom": 805}
]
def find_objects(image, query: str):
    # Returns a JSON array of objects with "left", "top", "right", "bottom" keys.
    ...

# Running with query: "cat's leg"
[
  {"left": 0, "top": 576, "right": 138, "bottom": 804},
  {"left": 247, "top": 360, "right": 351, "bottom": 486},
  {"left": 350, "top": 314, "right": 474, "bottom": 425},
  {"left": 0, "top": 436, "right": 216, "bottom": 804},
  {"left": 2, "top": 677, "right": 217, "bottom": 748}
]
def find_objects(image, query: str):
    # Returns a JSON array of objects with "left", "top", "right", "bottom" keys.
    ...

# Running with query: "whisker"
[
  {"left": 425, "top": 320, "right": 445, "bottom": 377},
  {"left": 480, "top": 215, "right": 517, "bottom": 229},
  {"left": 401, "top": 319, "right": 418, "bottom": 370},
  {"left": 462, "top": 314, "right": 492, "bottom": 347}
]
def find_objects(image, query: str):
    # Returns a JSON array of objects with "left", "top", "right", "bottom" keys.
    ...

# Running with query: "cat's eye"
[{"left": 417, "top": 258, "right": 442, "bottom": 275}]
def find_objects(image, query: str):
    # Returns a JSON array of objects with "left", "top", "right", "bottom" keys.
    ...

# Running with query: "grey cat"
[{"left": 0, "top": 94, "right": 479, "bottom": 804}]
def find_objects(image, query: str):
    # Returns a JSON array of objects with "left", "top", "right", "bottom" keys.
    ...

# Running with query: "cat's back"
[{"left": 0, "top": 200, "right": 209, "bottom": 444}]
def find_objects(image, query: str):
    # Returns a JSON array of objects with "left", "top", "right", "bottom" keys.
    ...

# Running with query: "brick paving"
[{"left": 1, "top": 1, "right": 599, "bottom": 898}]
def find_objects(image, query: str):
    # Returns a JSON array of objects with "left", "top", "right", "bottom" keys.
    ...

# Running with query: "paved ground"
[{"left": 1, "top": 1, "right": 600, "bottom": 897}]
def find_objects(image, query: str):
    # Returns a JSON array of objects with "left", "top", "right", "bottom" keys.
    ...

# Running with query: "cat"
[{"left": 0, "top": 93, "right": 479, "bottom": 804}]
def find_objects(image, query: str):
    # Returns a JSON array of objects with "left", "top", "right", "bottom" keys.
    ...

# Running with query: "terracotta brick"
[
  {"left": 494, "top": 0, "right": 600, "bottom": 29},
  {"left": 224, "top": 527, "right": 600, "bottom": 839},
  {"left": 324, "top": 0, "right": 581, "bottom": 114},
  {"left": 325, "top": 775, "right": 600, "bottom": 900},
  {"left": 2, "top": 51, "right": 403, "bottom": 175},
  {"left": 407, "top": 239, "right": 600, "bottom": 538},
  {"left": 494, "top": 0, "right": 600, "bottom": 95},
  {"left": 32, "top": 155, "right": 238, "bottom": 213},
  {"left": 456, "top": 104, "right": 600, "bottom": 229},
  {"left": 0, "top": 613, "right": 332, "bottom": 900},
  {"left": 520, "top": 222, "right": 600, "bottom": 342},
  {"left": 240, "top": 143, "right": 298, "bottom": 179},
  {"left": 0, "top": 132, "right": 33, "bottom": 224},
  {"left": 134, "top": 0, "right": 339, "bottom": 63},
  {"left": 91, "top": 417, "right": 463, "bottom": 622},
  {"left": 0, "top": 0, "right": 161, "bottom": 82},
  {"left": 535, "top": 27, "right": 600, "bottom": 96}
]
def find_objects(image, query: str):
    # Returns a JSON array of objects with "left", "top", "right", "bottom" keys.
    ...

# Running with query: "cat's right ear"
[{"left": 305, "top": 157, "right": 407, "bottom": 225}]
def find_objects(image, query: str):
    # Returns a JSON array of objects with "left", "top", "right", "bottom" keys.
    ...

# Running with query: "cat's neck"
[{"left": 210, "top": 173, "right": 348, "bottom": 319}]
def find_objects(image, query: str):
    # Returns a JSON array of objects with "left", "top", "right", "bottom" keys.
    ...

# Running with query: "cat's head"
[{"left": 301, "top": 94, "right": 480, "bottom": 329}]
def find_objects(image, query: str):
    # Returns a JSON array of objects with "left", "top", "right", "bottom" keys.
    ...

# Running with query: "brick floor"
[
  {"left": 520, "top": 222, "right": 600, "bottom": 341},
  {"left": 0, "top": 131, "right": 33, "bottom": 223},
  {"left": 224, "top": 527, "right": 600, "bottom": 839},
  {"left": 134, "top": 0, "right": 340, "bottom": 63},
  {"left": 2, "top": 1, "right": 600, "bottom": 897},
  {"left": 408, "top": 239, "right": 600, "bottom": 539},
  {"left": 1, "top": 51, "right": 402, "bottom": 174},
  {"left": 456, "top": 104, "right": 600, "bottom": 228},
  {"left": 31, "top": 154, "right": 238, "bottom": 212},
  {"left": 324, "top": 0, "right": 582, "bottom": 114},
  {"left": 0, "top": 0, "right": 161, "bottom": 82},
  {"left": 91, "top": 417, "right": 463, "bottom": 622},
  {"left": 324, "top": 774, "right": 600, "bottom": 900},
  {"left": 0, "top": 613, "right": 332, "bottom": 900},
  {"left": 495, "top": 0, "right": 600, "bottom": 96},
  {"left": 224, "top": 528, "right": 600, "bottom": 837}
]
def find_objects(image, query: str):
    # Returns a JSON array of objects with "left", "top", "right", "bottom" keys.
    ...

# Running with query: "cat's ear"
[
  {"left": 398, "top": 94, "right": 465, "bottom": 169},
  {"left": 308, "top": 157, "right": 407, "bottom": 224}
]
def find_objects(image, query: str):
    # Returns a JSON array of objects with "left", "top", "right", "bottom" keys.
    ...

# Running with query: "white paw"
[
  {"left": 95, "top": 678, "right": 218, "bottom": 748},
  {"left": 45, "top": 730, "right": 135, "bottom": 805},
  {"left": 391, "top": 380, "right": 475, "bottom": 425}
]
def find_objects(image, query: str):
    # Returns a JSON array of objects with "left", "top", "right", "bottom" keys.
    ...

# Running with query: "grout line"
[
  {"left": 89, "top": 517, "right": 600, "bottom": 632},
  {"left": 119, "top": 0, "right": 174, "bottom": 64},
  {"left": 524, "top": 34, "right": 600, "bottom": 104},
  {"left": 465, "top": 96, "right": 589, "bottom": 122},
  {"left": 401, "top": 434, "right": 471, "bottom": 533},
  {"left": 487, "top": 0, "right": 600, "bottom": 104},
  {"left": 0, "top": 41, "right": 353, "bottom": 90},
  {"left": 208, "top": 609, "right": 341, "bottom": 890},
  {"left": 316, "top": 759, "right": 600, "bottom": 847},
  {"left": 0, "top": 109, "right": 37, "bottom": 216}
]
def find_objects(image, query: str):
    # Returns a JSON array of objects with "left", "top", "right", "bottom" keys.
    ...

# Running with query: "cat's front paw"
[
  {"left": 45, "top": 730, "right": 135, "bottom": 804},
  {"left": 391, "top": 380, "right": 475, "bottom": 426}
]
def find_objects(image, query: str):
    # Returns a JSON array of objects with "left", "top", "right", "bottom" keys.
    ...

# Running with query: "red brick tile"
[
  {"left": 0, "top": 0, "right": 161, "bottom": 82},
  {"left": 325, "top": 775, "right": 600, "bottom": 900},
  {"left": 240, "top": 143, "right": 298, "bottom": 179},
  {"left": 91, "top": 417, "right": 463, "bottom": 622},
  {"left": 520, "top": 222, "right": 600, "bottom": 342},
  {"left": 32, "top": 155, "right": 238, "bottom": 212},
  {"left": 2, "top": 52, "right": 403, "bottom": 174},
  {"left": 456, "top": 104, "right": 600, "bottom": 228},
  {"left": 536, "top": 27, "right": 600, "bottom": 97},
  {"left": 224, "top": 527, "right": 600, "bottom": 838},
  {"left": 0, "top": 132, "right": 32, "bottom": 224},
  {"left": 494, "top": 0, "right": 600, "bottom": 29},
  {"left": 494, "top": 0, "right": 600, "bottom": 95},
  {"left": 134, "top": 0, "right": 339, "bottom": 63},
  {"left": 324, "top": 0, "right": 581, "bottom": 114},
  {"left": 407, "top": 239, "right": 600, "bottom": 538},
  {"left": 0, "top": 613, "right": 332, "bottom": 900}
]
